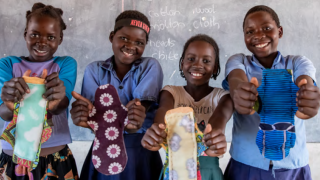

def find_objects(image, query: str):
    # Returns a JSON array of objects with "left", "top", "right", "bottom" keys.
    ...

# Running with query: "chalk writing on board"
[
  {"left": 148, "top": 6, "right": 181, "bottom": 17},
  {"left": 151, "top": 19, "right": 185, "bottom": 31},
  {"left": 152, "top": 51, "right": 179, "bottom": 61},
  {"left": 193, "top": 5, "right": 215, "bottom": 14},
  {"left": 148, "top": 38, "right": 176, "bottom": 48},
  {"left": 193, "top": 16, "right": 220, "bottom": 29}
]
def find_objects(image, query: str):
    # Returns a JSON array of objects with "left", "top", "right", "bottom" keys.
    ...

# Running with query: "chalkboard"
[{"left": 0, "top": 0, "right": 319, "bottom": 142}]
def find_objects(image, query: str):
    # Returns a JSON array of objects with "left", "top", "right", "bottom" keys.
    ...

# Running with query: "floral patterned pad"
[{"left": 87, "top": 84, "right": 128, "bottom": 175}]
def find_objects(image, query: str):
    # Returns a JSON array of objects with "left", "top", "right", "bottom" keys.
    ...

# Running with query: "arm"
[
  {"left": 204, "top": 94, "right": 234, "bottom": 157},
  {"left": 141, "top": 90, "right": 174, "bottom": 151}
]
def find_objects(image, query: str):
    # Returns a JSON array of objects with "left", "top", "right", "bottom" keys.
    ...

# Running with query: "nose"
[
  {"left": 192, "top": 59, "right": 203, "bottom": 69},
  {"left": 37, "top": 36, "right": 47, "bottom": 46},
  {"left": 254, "top": 30, "right": 266, "bottom": 40}
]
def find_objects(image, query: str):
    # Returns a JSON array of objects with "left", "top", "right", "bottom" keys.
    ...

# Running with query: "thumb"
[
  {"left": 250, "top": 77, "right": 259, "bottom": 88},
  {"left": 23, "top": 69, "right": 32, "bottom": 77},
  {"left": 203, "top": 124, "right": 212, "bottom": 135},
  {"left": 71, "top": 91, "right": 93, "bottom": 110},
  {"left": 158, "top": 123, "right": 166, "bottom": 130},
  {"left": 126, "top": 98, "right": 141, "bottom": 108},
  {"left": 41, "top": 69, "right": 48, "bottom": 79},
  {"left": 297, "top": 79, "right": 307, "bottom": 88}
]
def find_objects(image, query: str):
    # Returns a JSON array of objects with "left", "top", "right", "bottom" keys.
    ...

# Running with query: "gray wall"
[{"left": 0, "top": 0, "right": 319, "bottom": 141}]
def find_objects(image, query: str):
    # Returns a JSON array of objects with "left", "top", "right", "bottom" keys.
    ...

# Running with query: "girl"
[
  {"left": 223, "top": 5, "right": 320, "bottom": 180},
  {"left": 0, "top": 3, "right": 78, "bottom": 179},
  {"left": 70, "top": 10, "right": 163, "bottom": 180},
  {"left": 141, "top": 34, "right": 233, "bottom": 180}
]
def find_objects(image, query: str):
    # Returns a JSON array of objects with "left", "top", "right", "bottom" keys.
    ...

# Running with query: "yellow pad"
[{"left": 165, "top": 107, "right": 197, "bottom": 180}]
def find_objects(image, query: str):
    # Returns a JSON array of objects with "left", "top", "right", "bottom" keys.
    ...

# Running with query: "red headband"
[{"left": 114, "top": 19, "right": 150, "bottom": 35}]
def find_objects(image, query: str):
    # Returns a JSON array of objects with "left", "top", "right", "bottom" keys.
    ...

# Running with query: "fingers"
[
  {"left": 41, "top": 69, "right": 48, "bottom": 79},
  {"left": 71, "top": 91, "right": 93, "bottom": 110},
  {"left": 233, "top": 81, "right": 258, "bottom": 115},
  {"left": 70, "top": 100, "right": 91, "bottom": 128},
  {"left": 126, "top": 102, "right": 146, "bottom": 128},
  {"left": 23, "top": 69, "right": 31, "bottom": 77},
  {"left": 1, "top": 77, "right": 29, "bottom": 103},
  {"left": 296, "top": 82, "right": 320, "bottom": 119},
  {"left": 141, "top": 123, "right": 167, "bottom": 151}
]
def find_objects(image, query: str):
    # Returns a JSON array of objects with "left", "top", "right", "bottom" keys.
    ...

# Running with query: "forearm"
[
  {"left": 0, "top": 103, "right": 13, "bottom": 121},
  {"left": 208, "top": 95, "right": 234, "bottom": 132},
  {"left": 48, "top": 96, "right": 69, "bottom": 115}
]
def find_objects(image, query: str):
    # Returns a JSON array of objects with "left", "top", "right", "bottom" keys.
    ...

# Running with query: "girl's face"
[
  {"left": 24, "top": 16, "right": 62, "bottom": 62},
  {"left": 181, "top": 41, "right": 216, "bottom": 87},
  {"left": 243, "top": 11, "right": 283, "bottom": 61},
  {"left": 109, "top": 26, "right": 147, "bottom": 66}
]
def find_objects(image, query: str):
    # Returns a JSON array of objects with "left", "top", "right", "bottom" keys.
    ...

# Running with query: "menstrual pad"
[
  {"left": 161, "top": 107, "right": 207, "bottom": 180},
  {"left": 0, "top": 76, "right": 52, "bottom": 170},
  {"left": 255, "top": 69, "right": 299, "bottom": 160},
  {"left": 87, "top": 84, "right": 129, "bottom": 175}
]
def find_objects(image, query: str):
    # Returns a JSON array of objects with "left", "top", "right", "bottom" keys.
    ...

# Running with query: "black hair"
[
  {"left": 243, "top": 5, "right": 280, "bottom": 28},
  {"left": 179, "top": 34, "right": 220, "bottom": 80},
  {"left": 114, "top": 10, "right": 150, "bottom": 42},
  {"left": 26, "top": 3, "right": 67, "bottom": 35}
]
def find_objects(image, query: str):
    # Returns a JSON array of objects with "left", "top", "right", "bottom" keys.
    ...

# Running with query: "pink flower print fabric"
[{"left": 87, "top": 84, "right": 128, "bottom": 175}]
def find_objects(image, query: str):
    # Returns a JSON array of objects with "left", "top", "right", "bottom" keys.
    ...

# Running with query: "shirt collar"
[
  {"left": 101, "top": 56, "right": 142, "bottom": 71},
  {"left": 251, "top": 51, "right": 282, "bottom": 69}
]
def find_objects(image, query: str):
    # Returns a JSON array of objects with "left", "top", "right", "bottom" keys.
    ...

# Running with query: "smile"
[
  {"left": 123, "top": 51, "right": 134, "bottom": 56},
  {"left": 34, "top": 49, "right": 48, "bottom": 55},
  {"left": 191, "top": 73, "right": 203, "bottom": 77},
  {"left": 254, "top": 42, "right": 269, "bottom": 48}
]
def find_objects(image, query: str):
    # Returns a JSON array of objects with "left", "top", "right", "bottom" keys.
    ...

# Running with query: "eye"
[
  {"left": 203, "top": 59, "right": 210, "bottom": 63},
  {"left": 187, "top": 57, "right": 195, "bottom": 61},
  {"left": 47, "top": 36, "right": 55, "bottom": 41},
  {"left": 264, "top": 26, "right": 271, "bottom": 31},
  {"left": 246, "top": 30, "right": 253, "bottom": 35},
  {"left": 135, "top": 41, "right": 145, "bottom": 46},
  {"left": 30, "top": 34, "right": 39, "bottom": 38},
  {"left": 120, "top": 36, "right": 128, "bottom": 42}
]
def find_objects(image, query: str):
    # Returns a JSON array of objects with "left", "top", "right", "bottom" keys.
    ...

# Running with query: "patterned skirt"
[{"left": 0, "top": 145, "right": 78, "bottom": 180}]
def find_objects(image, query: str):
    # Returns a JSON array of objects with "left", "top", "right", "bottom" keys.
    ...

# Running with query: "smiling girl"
[
  {"left": 141, "top": 34, "right": 233, "bottom": 180},
  {"left": 70, "top": 10, "right": 163, "bottom": 180},
  {"left": 0, "top": 3, "right": 78, "bottom": 179}
]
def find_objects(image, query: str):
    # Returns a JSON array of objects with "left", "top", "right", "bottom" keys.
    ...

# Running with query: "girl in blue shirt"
[
  {"left": 70, "top": 10, "right": 163, "bottom": 180},
  {"left": 223, "top": 5, "right": 320, "bottom": 180}
]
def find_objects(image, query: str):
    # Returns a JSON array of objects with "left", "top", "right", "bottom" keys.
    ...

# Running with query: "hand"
[
  {"left": 232, "top": 77, "right": 258, "bottom": 115},
  {"left": 296, "top": 79, "right": 320, "bottom": 119},
  {"left": 0, "top": 70, "right": 32, "bottom": 111},
  {"left": 42, "top": 72, "right": 66, "bottom": 111},
  {"left": 125, "top": 98, "right": 146, "bottom": 131},
  {"left": 203, "top": 124, "right": 227, "bottom": 157},
  {"left": 70, "top": 91, "right": 93, "bottom": 128},
  {"left": 141, "top": 123, "right": 166, "bottom": 151}
]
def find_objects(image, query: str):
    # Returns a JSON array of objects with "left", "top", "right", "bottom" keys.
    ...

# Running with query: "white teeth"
[
  {"left": 255, "top": 43, "right": 268, "bottom": 48},
  {"left": 123, "top": 52, "right": 133, "bottom": 56},
  {"left": 191, "top": 73, "right": 202, "bottom": 77},
  {"left": 35, "top": 49, "right": 46, "bottom": 53}
]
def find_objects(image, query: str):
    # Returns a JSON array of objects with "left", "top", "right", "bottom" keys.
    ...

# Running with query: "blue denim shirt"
[
  {"left": 81, "top": 56, "right": 163, "bottom": 133},
  {"left": 222, "top": 52, "right": 316, "bottom": 170}
]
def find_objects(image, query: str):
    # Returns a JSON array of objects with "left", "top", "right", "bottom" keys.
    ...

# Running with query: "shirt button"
[{"left": 119, "top": 85, "right": 123, "bottom": 89}]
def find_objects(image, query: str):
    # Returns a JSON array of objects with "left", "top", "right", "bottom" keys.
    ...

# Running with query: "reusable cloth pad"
[
  {"left": 0, "top": 76, "right": 52, "bottom": 170},
  {"left": 160, "top": 107, "right": 207, "bottom": 180},
  {"left": 254, "top": 69, "right": 299, "bottom": 160},
  {"left": 87, "top": 84, "right": 129, "bottom": 175}
]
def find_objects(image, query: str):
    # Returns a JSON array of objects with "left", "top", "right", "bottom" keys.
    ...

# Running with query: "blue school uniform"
[
  {"left": 222, "top": 52, "right": 316, "bottom": 180},
  {"left": 80, "top": 56, "right": 164, "bottom": 180}
]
